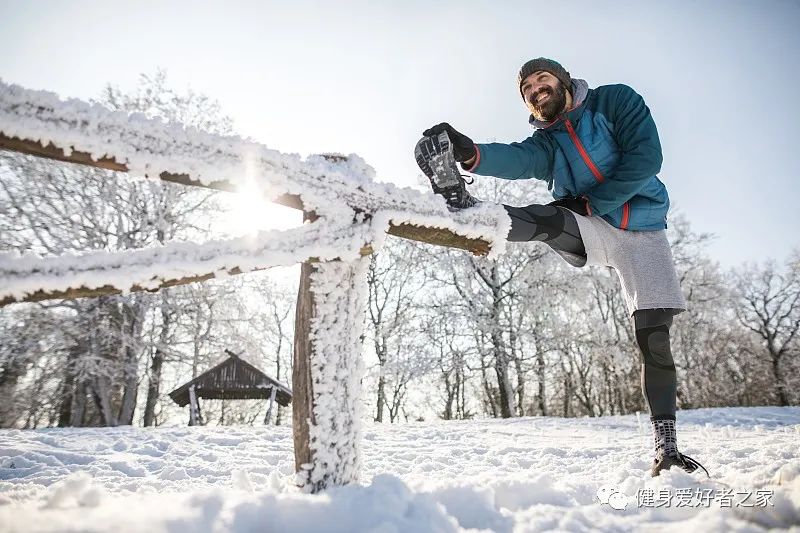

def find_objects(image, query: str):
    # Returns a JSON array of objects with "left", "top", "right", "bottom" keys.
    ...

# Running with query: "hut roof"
[{"left": 168, "top": 349, "right": 292, "bottom": 407}]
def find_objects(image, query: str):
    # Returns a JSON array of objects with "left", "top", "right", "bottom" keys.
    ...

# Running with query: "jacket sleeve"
[
  {"left": 464, "top": 132, "right": 554, "bottom": 182},
  {"left": 584, "top": 85, "right": 663, "bottom": 216}
]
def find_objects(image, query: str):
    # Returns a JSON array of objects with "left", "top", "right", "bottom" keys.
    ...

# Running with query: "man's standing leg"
[
  {"left": 634, "top": 308, "right": 677, "bottom": 443},
  {"left": 634, "top": 308, "right": 704, "bottom": 476}
]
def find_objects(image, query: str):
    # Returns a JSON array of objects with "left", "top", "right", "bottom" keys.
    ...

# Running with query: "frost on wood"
[
  {"left": 0, "top": 79, "right": 365, "bottom": 220},
  {"left": 0, "top": 79, "right": 512, "bottom": 259},
  {"left": 371, "top": 203, "right": 511, "bottom": 260},
  {"left": 0, "top": 220, "right": 374, "bottom": 306},
  {"left": 298, "top": 258, "right": 370, "bottom": 492}
]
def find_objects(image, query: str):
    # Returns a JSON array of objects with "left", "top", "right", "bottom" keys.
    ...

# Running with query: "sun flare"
[{"left": 223, "top": 178, "right": 299, "bottom": 235}]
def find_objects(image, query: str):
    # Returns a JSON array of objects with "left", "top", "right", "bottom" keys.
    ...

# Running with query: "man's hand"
[
  {"left": 548, "top": 196, "right": 590, "bottom": 216},
  {"left": 423, "top": 123, "right": 476, "bottom": 164}
]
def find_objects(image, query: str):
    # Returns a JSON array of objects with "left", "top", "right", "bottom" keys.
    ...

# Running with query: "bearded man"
[{"left": 415, "top": 58, "right": 706, "bottom": 477}]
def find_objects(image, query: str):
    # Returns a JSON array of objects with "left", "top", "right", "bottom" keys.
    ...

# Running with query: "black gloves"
[
  {"left": 415, "top": 134, "right": 480, "bottom": 210},
  {"left": 548, "top": 196, "right": 590, "bottom": 216},
  {"left": 422, "top": 123, "right": 476, "bottom": 163}
]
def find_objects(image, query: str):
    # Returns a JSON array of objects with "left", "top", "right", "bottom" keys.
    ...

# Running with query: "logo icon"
[{"left": 597, "top": 485, "right": 629, "bottom": 510}]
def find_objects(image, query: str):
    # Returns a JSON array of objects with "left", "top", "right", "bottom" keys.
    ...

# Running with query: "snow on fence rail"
[
  {"left": 0, "top": 79, "right": 512, "bottom": 493},
  {"left": 0, "top": 220, "right": 374, "bottom": 307},
  {"left": 0, "top": 79, "right": 509, "bottom": 250}
]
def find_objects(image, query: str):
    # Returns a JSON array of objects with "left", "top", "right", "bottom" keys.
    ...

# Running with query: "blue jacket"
[{"left": 468, "top": 82, "right": 669, "bottom": 231}]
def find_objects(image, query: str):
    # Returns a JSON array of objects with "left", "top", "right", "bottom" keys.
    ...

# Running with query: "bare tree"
[
  {"left": 0, "top": 70, "right": 242, "bottom": 427},
  {"left": 366, "top": 239, "right": 426, "bottom": 422},
  {"left": 734, "top": 252, "right": 800, "bottom": 406}
]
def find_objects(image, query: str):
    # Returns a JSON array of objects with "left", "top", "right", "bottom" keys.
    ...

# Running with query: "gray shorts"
[{"left": 570, "top": 215, "right": 687, "bottom": 316}]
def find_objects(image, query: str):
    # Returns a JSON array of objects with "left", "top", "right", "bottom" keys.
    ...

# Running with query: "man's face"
[{"left": 521, "top": 71, "right": 569, "bottom": 122}]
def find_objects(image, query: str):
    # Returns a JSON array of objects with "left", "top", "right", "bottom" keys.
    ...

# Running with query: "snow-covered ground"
[{"left": 1, "top": 407, "right": 799, "bottom": 532}]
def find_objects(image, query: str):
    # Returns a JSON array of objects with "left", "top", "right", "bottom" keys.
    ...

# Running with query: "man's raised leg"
[{"left": 504, "top": 204, "right": 587, "bottom": 266}]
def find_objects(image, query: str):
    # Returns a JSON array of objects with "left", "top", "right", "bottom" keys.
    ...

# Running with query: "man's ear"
[{"left": 564, "top": 89, "right": 574, "bottom": 111}]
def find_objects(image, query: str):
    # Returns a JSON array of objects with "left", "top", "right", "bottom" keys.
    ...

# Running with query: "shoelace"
[{"left": 678, "top": 453, "right": 710, "bottom": 477}]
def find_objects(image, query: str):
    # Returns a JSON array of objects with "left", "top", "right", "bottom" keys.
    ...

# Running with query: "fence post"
[{"left": 292, "top": 211, "right": 370, "bottom": 492}]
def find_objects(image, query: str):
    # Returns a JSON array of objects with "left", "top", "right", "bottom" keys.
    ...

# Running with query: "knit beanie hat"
[{"left": 518, "top": 58, "right": 572, "bottom": 98}]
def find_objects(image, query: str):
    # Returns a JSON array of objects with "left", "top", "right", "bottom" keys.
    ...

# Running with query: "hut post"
[
  {"left": 264, "top": 386, "right": 277, "bottom": 425},
  {"left": 188, "top": 384, "right": 199, "bottom": 426}
]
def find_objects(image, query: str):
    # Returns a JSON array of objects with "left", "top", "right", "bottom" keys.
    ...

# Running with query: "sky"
[{"left": 1, "top": 0, "right": 798, "bottom": 267}]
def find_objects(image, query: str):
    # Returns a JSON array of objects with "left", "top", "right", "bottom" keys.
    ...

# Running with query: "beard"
[{"left": 529, "top": 80, "right": 569, "bottom": 122}]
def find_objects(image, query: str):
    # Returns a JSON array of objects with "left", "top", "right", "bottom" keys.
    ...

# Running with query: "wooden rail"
[{"left": 0, "top": 133, "right": 492, "bottom": 257}]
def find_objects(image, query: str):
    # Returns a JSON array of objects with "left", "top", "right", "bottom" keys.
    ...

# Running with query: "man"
[{"left": 415, "top": 58, "right": 707, "bottom": 477}]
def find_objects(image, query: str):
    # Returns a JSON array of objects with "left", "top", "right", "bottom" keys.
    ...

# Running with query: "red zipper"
[
  {"left": 621, "top": 201, "right": 630, "bottom": 230},
  {"left": 564, "top": 117, "right": 631, "bottom": 230},
  {"left": 564, "top": 118, "right": 605, "bottom": 184}
]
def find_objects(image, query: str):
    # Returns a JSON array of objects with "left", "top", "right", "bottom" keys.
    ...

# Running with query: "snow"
[{"left": 1, "top": 407, "right": 799, "bottom": 532}]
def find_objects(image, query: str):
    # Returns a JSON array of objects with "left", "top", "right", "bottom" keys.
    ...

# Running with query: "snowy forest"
[{"left": 1, "top": 73, "right": 798, "bottom": 431}]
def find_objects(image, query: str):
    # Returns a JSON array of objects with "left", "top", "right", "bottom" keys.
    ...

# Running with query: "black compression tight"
[
  {"left": 503, "top": 204, "right": 587, "bottom": 265},
  {"left": 633, "top": 308, "right": 680, "bottom": 421},
  {"left": 503, "top": 203, "right": 680, "bottom": 420}
]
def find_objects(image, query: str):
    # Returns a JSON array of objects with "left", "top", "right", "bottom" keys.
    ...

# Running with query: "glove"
[
  {"left": 415, "top": 134, "right": 480, "bottom": 210},
  {"left": 422, "top": 123, "right": 476, "bottom": 163},
  {"left": 548, "top": 196, "right": 590, "bottom": 216}
]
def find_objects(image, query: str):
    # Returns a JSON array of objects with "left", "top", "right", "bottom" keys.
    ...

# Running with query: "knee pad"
[
  {"left": 529, "top": 205, "right": 565, "bottom": 241},
  {"left": 505, "top": 204, "right": 565, "bottom": 242},
  {"left": 636, "top": 324, "right": 675, "bottom": 370}
]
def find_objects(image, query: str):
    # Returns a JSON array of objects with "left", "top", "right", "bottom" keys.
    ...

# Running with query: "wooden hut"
[{"left": 168, "top": 349, "right": 292, "bottom": 426}]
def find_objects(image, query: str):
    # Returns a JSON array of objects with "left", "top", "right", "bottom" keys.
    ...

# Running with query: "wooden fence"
[{"left": 0, "top": 80, "right": 508, "bottom": 492}]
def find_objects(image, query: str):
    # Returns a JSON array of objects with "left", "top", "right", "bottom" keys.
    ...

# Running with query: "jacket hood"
[{"left": 529, "top": 78, "right": 590, "bottom": 129}]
